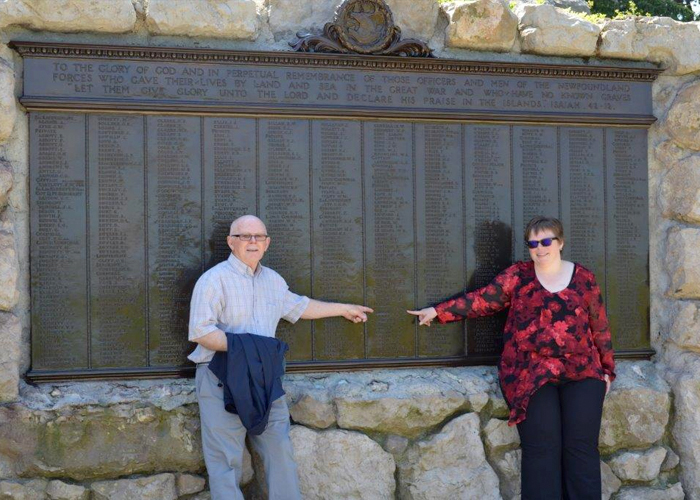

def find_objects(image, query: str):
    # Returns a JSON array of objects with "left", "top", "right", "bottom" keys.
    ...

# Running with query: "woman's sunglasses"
[{"left": 526, "top": 237, "right": 560, "bottom": 249}]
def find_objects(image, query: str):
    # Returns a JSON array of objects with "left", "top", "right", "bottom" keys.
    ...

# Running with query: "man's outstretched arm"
[{"left": 300, "top": 299, "right": 373, "bottom": 323}]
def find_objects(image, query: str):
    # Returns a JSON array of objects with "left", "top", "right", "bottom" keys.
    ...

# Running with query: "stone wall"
[{"left": 0, "top": 0, "right": 698, "bottom": 498}]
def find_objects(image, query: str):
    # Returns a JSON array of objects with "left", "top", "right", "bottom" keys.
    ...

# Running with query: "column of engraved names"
[
  {"left": 560, "top": 128, "right": 605, "bottom": 282},
  {"left": 147, "top": 116, "right": 202, "bottom": 366},
  {"left": 312, "top": 120, "right": 364, "bottom": 360},
  {"left": 605, "top": 129, "right": 649, "bottom": 351},
  {"left": 513, "top": 127, "right": 559, "bottom": 261},
  {"left": 203, "top": 118, "right": 256, "bottom": 269},
  {"left": 465, "top": 125, "right": 512, "bottom": 356},
  {"left": 259, "top": 119, "right": 312, "bottom": 361},
  {"left": 364, "top": 122, "right": 415, "bottom": 358},
  {"left": 415, "top": 123, "right": 464, "bottom": 358},
  {"left": 89, "top": 115, "right": 146, "bottom": 368},
  {"left": 30, "top": 113, "right": 88, "bottom": 370}
]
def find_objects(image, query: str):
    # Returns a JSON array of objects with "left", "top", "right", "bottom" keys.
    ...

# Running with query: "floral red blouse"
[{"left": 434, "top": 261, "right": 616, "bottom": 426}]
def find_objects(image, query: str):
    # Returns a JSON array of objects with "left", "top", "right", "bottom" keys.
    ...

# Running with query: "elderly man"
[{"left": 189, "top": 215, "right": 372, "bottom": 500}]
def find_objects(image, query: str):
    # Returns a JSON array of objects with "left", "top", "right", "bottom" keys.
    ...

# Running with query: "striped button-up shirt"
[{"left": 188, "top": 253, "right": 310, "bottom": 364}]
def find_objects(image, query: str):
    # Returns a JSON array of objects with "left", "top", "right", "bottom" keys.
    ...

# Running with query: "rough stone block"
[
  {"left": 0, "top": 0, "right": 137, "bottom": 33},
  {"left": 290, "top": 426, "right": 395, "bottom": 500},
  {"left": 598, "top": 19, "right": 645, "bottom": 60},
  {"left": 599, "top": 18, "right": 700, "bottom": 75},
  {"left": 0, "top": 403, "right": 203, "bottom": 480},
  {"left": 660, "top": 155, "right": 700, "bottom": 224},
  {"left": 146, "top": 0, "right": 259, "bottom": 40},
  {"left": 661, "top": 447, "right": 680, "bottom": 471},
  {"left": 511, "top": 0, "right": 590, "bottom": 12},
  {"left": 443, "top": 0, "right": 518, "bottom": 52},
  {"left": 384, "top": 435, "right": 409, "bottom": 456},
  {"left": 46, "top": 480, "right": 89, "bottom": 500},
  {"left": 666, "top": 227, "right": 700, "bottom": 299},
  {"left": 599, "top": 362, "right": 670, "bottom": 453},
  {"left": 0, "top": 312, "right": 21, "bottom": 402},
  {"left": 482, "top": 418, "right": 520, "bottom": 455},
  {"left": 0, "top": 225, "right": 19, "bottom": 311},
  {"left": 267, "top": 0, "right": 340, "bottom": 39},
  {"left": 669, "top": 353, "right": 700, "bottom": 499},
  {"left": 654, "top": 140, "right": 691, "bottom": 172},
  {"left": 190, "top": 492, "right": 211, "bottom": 500},
  {"left": 336, "top": 393, "right": 468, "bottom": 438},
  {"left": 666, "top": 81, "right": 700, "bottom": 151},
  {"left": 385, "top": 0, "right": 442, "bottom": 42},
  {"left": 616, "top": 482, "right": 684, "bottom": 500},
  {"left": 668, "top": 300, "right": 700, "bottom": 351},
  {"left": 608, "top": 446, "right": 667, "bottom": 482},
  {"left": 601, "top": 461, "right": 621, "bottom": 500},
  {"left": 0, "top": 160, "right": 14, "bottom": 212},
  {"left": 488, "top": 391, "right": 510, "bottom": 418},
  {"left": 288, "top": 393, "right": 335, "bottom": 429},
  {"left": 0, "top": 480, "right": 45, "bottom": 500},
  {"left": 492, "top": 449, "right": 521, "bottom": 500},
  {"left": 398, "top": 413, "right": 501, "bottom": 500},
  {"left": 175, "top": 474, "right": 205, "bottom": 497},
  {"left": 333, "top": 369, "right": 489, "bottom": 437},
  {"left": 0, "top": 63, "right": 17, "bottom": 145},
  {"left": 91, "top": 474, "right": 177, "bottom": 500},
  {"left": 516, "top": 4, "right": 600, "bottom": 57}
]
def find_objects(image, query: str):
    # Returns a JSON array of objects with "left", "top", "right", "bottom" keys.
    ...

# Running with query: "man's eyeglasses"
[
  {"left": 526, "top": 237, "right": 560, "bottom": 249},
  {"left": 230, "top": 234, "right": 269, "bottom": 242}
]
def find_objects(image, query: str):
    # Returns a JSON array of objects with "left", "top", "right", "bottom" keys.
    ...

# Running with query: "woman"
[{"left": 408, "top": 216, "right": 615, "bottom": 500}]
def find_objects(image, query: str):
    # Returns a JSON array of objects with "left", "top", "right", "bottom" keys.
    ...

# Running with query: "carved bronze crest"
[{"left": 290, "top": 0, "right": 433, "bottom": 57}]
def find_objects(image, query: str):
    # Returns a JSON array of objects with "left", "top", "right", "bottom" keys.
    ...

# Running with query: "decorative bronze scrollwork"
[{"left": 290, "top": 0, "right": 433, "bottom": 57}]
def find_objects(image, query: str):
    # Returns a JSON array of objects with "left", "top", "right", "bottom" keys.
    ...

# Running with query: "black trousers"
[{"left": 517, "top": 378, "right": 606, "bottom": 500}]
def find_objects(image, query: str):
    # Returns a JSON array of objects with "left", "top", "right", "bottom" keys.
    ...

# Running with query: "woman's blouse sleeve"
[
  {"left": 588, "top": 276, "right": 616, "bottom": 381},
  {"left": 434, "top": 265, "right": 518, "bottom": 323}
]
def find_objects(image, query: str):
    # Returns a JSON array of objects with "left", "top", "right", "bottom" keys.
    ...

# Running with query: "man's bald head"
[
  {"left": 229, "top": 215, "right": 267, "bottom": 236},
  {"left": 227, "top": 215, "right": 270, "bottom": 270}
]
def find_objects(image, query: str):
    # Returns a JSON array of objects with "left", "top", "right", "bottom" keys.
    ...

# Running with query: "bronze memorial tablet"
[{"left": 15, "top": 37, "right": 659, "bottom": 380}]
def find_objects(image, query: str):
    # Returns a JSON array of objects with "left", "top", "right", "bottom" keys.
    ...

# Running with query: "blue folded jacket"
[{"left": 208, "top": 333, "right": 289, "bottom": 435}]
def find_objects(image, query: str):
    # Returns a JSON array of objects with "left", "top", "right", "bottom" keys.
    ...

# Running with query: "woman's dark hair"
[{"left": 524, "top": 216, "right": 564, "bottom": 244}]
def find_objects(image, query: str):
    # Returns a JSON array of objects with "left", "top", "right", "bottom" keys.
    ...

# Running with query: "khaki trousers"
[{"left": 195, "top": 364, "right": 302, "bottom": 500}]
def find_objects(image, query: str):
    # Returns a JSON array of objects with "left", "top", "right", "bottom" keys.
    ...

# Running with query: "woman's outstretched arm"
[{"left": 408, "top": 264, "right": 518, "bottom": 326}]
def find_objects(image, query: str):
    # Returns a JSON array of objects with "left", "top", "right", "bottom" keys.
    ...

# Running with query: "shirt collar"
[{"left": 227, "top": 253, "right": 263, "bottom": 277}]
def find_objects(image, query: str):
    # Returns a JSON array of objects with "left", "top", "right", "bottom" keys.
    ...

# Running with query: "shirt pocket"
[{"left": 254, "top": 301, "right": 282, "bottom": 334}]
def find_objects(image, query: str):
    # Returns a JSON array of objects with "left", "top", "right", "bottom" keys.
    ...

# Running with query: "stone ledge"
[
  {"left": 0, "top": 363, "right": 673, "bottom": 485},
  {"left": 0, "top": 403, "right": 203, "bottom": 480},
  {"left": 285, "top": 367, "right": 496, "bottom": 438}
]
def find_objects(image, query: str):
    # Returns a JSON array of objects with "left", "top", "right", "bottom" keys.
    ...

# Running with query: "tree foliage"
[{"left": 589, "top": 0, "right": 697, "bottom": 20}]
